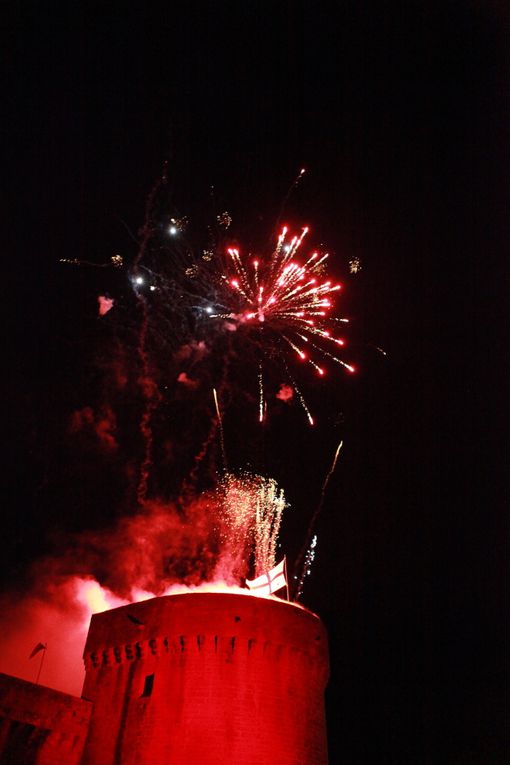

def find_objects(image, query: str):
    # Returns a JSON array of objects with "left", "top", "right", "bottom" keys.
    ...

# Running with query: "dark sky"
[{"left": 3, "top": 2, "right": 509, "bottom": 762}]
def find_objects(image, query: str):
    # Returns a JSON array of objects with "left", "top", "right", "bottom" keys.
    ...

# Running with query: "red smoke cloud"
[
  {"left": 0, "top": 473, "right": 287, "bottom": 696},
  {"left": 98, "top": 295, "right": 114, "bottom": 316},
  {"left": 174, "top": 340, "right": 209, "bottom": 363},
  {"left": 0, "top": 493, "right": 240, "bottom": 695},
  {"left": 177, "top": 372, "right": 199, "bottom": 390},
  {"left": 69, "top": 406, "right": 118, "bottom": 451},
  {"left": 276, "top": 384, "right": 294, "bottom": 402},
  {"left": 0, "top": 577, "right": 95, "bottom": 695}
]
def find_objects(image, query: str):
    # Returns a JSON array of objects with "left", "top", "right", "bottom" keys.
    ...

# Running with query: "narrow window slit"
[{"left": 141, "top": 673, "right": 154, "bottom": 698}]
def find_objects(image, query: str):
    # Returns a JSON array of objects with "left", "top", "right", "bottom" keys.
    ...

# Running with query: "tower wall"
[
  {"left": 0, "top": 672, "right": 91, "bottom": 765},
  {"left": 81, "top": 592, "right": 329, "bottom": 765}
]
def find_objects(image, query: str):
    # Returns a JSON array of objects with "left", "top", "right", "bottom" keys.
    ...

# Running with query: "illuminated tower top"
[{"left": 81, "top": 592, "right": 329, "bottom": 765}]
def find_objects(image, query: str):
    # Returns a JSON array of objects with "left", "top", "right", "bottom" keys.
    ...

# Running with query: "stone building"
[{"left": 0, "top": 593, "right": 329, "bottom": 764}]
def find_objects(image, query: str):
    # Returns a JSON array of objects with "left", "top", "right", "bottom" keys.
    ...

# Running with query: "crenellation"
[
  {"left": 124, "top": 644, "right": 135, "bottom": 661},
  {"left": 30, "top": 592, "right": 330, "bottom": 764}
]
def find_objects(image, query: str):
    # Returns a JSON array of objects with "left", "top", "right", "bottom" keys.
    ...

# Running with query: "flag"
[
  {"left": 245, "top": 558, "right": 287, "bottom": 597},
  {"left": 29, "top": 642, "right": 46, "bottom": 659}
]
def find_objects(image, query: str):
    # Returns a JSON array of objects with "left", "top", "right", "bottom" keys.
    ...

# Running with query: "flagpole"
[{"left": 35, "top": 645, "right": 47, "bottom": 685}]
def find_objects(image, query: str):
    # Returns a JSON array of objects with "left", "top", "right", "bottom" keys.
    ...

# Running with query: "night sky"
[{"left": 3, "top": 2, "right": 509, "bottom": 762}]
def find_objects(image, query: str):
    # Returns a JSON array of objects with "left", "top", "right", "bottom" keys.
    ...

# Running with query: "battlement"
[
  {"left": 81, "top": 592, "right": 329, "bottom": 765},
  {"left": 83, "top": 592, "right": 328, "bottom": 680}
]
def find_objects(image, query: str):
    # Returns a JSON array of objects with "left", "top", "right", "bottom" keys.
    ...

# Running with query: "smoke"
[
  {"left": 177, "top": 372, "right": 199, "bottom": 390},
  {"left": 276, "top": 383, "right": 294, "bottom": 402},
  {"left": 0, "top": 485, "right": 286, "bottom": 696},
  {"left": 97, "top": 295, "right": 114, "bottom": 316},
  {"left": 0, "top": 497, "right": 215, "bottom": 695},
  {"left": 0, "top": 577, "right": 93, "bottom": 696},
  {"left": 69, "top": 406, "right": 118, "bottom": 452},
  {"left": 174, "top": 340, "right": 209, "bottom": 363}
]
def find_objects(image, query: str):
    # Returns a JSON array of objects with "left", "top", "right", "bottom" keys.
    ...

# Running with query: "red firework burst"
[{"left": 211, "top": 226, "right": 355, "bottom": 423}]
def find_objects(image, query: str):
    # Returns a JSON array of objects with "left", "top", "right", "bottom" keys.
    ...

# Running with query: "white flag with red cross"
[{"left": 245, "top": 558, "right": 287, "bottom": 597}]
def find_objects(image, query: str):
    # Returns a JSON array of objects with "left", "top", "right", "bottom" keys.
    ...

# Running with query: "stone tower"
[{"left": 81, "top": 592, "right": 329, "bottom": 764}]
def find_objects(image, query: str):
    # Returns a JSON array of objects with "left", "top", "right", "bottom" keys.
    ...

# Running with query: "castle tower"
[{"left": 81, "top": 592, "right": 329, "bottom": 764}]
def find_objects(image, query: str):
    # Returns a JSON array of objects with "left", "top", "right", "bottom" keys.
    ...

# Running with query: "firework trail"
[
  {"left": 293, "top": 440, "right": 343, "bottom": 600},
  {"left": 131, "top": 168, "right": 169, "bottom": 506},
  {"left": 179, "top": 355, "right": 231, "bottom": 499},
  {"left": 179, "top": 418, "right": 219, "bottom": 502},
  {"left": 274, "top": 167, "right": 307, "bottom": 230},
  {"left": 136, "top": 316, "right": 162, "bottom": 506},
  {"left": 282, "top": 358, "right": 314, "bottom": 426},
  {"left": 212, "top": 387, "right": 228, "bottom": 470}
]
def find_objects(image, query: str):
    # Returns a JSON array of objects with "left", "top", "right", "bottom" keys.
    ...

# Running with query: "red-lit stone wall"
[
  {"left": 81, "top": 593, "right": 329, "bottom": 765},
  {"left": 0, "top": 672, "right": 91, "bottom": 765}
]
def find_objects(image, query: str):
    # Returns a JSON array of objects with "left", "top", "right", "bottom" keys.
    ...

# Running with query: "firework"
[
  {"left": 124, "top": 218, "right": 354, "bottom": 425},
  {"left": 75, "top": 163, "right": 358, "bottom": 512},
  {"left": 349, "top": 255, "right": 361, "bottom": 274},
  {"left": 108, "top": 165, "right": 355, "bottom": 425},
  {"left": 294, "top": 440, "right": 343, "bottom": 600},
  {"left": 216, "top": 211, "right": 232, "bottom": 229},
  {"left": 298, "top": 534, "right": 318, "bottom": 584},
  {"left": 209, "top": 226, "right": 354, "bottom": 422},
  {"left": 168, "top": 216, "right": 188, "bottom": 235},
  {"left": 253, "top": 477, "right": 286, "bottom": 577},
  {"left": 214, "top": 473, "right": 287, "bottom": 583}
]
